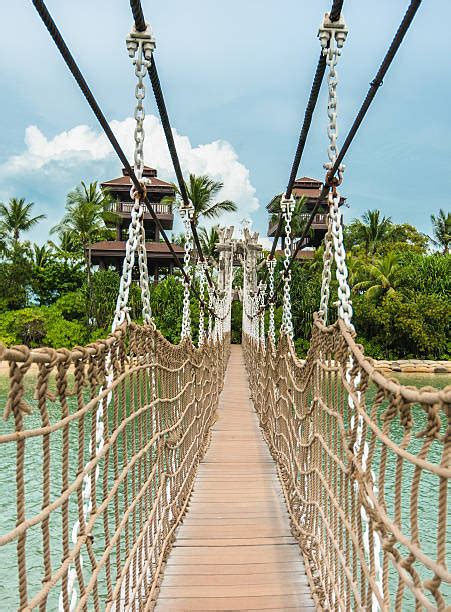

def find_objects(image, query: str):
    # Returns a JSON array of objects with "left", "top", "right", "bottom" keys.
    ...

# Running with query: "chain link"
[
  {"left": 280, "top": 195, "right": 295, "bottom": 338},
  {"left": 318, "top": 12, "right": 348, "bottom": 178},
  {"left": 318, "top": 11, "right": 349, "bottom": 328},
  {"left": 329, "top": 191, "right": 354, "bottom": 330},
  {"left": 197, "top": 261, "right": 207, "bottom": 346},
  {"left": 266, "top": 258, "right": 276, "bottom": 346},
  {"left": 318, "top": 218, "right": 333, "bottom": 324},
  {"left": 180, "top": 206, "right": 194, "bottom": 339},
  {"left": 126, "top": 24, "right": 155, "bottom": 181},
  {"left": 259, "top": 281, "right": 266, "bottom": 348}
]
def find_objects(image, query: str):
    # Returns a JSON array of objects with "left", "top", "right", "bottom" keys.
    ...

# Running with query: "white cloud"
[{"left": 0, "top": 115, "right": 259, "bottom": 241}]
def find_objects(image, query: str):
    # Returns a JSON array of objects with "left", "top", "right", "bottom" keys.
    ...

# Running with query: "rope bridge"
[
  {"left": 0, "top": 325, "right": 228, "bottom": 610},
  {"left": 244, "top": 319, "right": 449, "bottom": 610},
  {"left": 0, "top": 0, "right": 449, "bottom": 610}
]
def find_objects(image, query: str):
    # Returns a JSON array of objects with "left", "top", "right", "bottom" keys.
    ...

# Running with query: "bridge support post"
[
  {"left": 216, "top": 226, "right": 235, "bottom": 336},
  {"left": 240, "top": 227, "right": 262, "bottom": 340}
]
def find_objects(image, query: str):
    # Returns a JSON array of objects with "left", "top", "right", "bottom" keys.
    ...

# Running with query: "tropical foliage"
[
  {"left": 0, "top": 198, "right": 46, "bottom": 246},
  {"left": 199, "top": 225, "right": 220, "bottom": 261},
  {"left": 179, "top": 174, "right": 237, "bottom": 225},
  {"left": 430, "top": 209, "right": 451, "bottom": 254},
  {"left": 0, "top": 182, "right": 448, "bottom": 362}
]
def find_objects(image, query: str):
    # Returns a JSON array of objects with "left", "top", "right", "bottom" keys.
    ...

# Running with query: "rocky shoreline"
[{"left": 374, "top": 360, "right": 451, "bottom": 374}]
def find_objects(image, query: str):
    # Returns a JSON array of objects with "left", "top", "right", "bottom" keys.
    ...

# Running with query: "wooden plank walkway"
[{"left": 154, "top": 345, "right": 314, "bottom": 611}]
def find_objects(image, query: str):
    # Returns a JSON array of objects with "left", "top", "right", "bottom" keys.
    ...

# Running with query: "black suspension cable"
[
  {"left": 129, "top": 0, "right": 146, "bottom": 32},
  {"left": 31, "top": 0, "right": 213, "bottom": 313},
  {"left": 262, "top": 0, "right": 422, "bottom": 313},
  {"left": 265, "top": 0, "right": 344, "bottom": 266},
  {"left": 128, "top": 0, "right": 216, "bottom": 293},
  {"left": 147, "top": 59, "right": 216, "bottom": 291}
]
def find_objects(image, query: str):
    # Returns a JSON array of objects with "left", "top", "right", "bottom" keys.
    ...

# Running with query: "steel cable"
[
  {"left": 264, "top": 0, "right": 422, "bottom": 313},
  {"left": 31, "top": 0, "right": 214, "bottom": 314}
]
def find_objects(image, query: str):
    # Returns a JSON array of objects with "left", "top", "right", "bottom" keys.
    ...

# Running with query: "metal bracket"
[
  {"left": 318, "top": 12, "right": 348, "bottom": 52},
  {"left": 126, "top": 23, "right": 156, "bottom": 61}
]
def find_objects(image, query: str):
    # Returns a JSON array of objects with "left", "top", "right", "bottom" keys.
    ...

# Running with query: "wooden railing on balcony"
[
  {"left": 112, "top": 201, "right": 173, "bottom": 215},
  {"left": 299, "top": 212, "right": 327, "bottom": 225},
  {"left": 268, "top": 213, "right": 327, "bottom": 236}
]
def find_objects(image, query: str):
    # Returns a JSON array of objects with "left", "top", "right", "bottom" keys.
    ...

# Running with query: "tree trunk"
[{"left": 84, "top": 246, "right": 93, "bottom": 325}]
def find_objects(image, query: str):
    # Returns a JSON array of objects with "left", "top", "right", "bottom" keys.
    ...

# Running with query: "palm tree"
[
  {"left": 350, "top": 209, "right": 393, "bottom": 255},
  {"left": 0, "top": 198, "right": 46, "bottom": 245},
  {"left": 178, "top": 174, "right": 237, "bottom": 225},
  {"left": 353, "top": 252, "right": 401, "bottom": 300},
  {"left": 48, "top": 230, "right": 83, "bottom": 259},
  {"left": 32, "top": 243, "right": 53, "bottom": 268},
  {"left": 199, "top": 225, "right": 220, "bottom": 261},
  {"left": 51, "top": 181, "right": 114, "bottom": 315},
  {"left": 430, "top": 209, "right": 451, "bottom": 254}
]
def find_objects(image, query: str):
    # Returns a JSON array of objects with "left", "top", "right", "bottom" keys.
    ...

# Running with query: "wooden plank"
[
  {"left": 161, "top": 572, "right": 309, "bottom": 587},
  {"left": 155, "top": 595, "right": 315, "bottom": 610},
  {"left": 152, "top": 345, "right": 313, "bottom": 611},
  {"left": 176, "top": 525, "right": 292, "bottom": 538},
  {"left": 167, "top": 545, "right": 301, "bottom": 565},
  {"left": 158, "top": 583, "right": 313, "bottom": 598},
  {"left": 174, "top": 536, "right": 296, "bottom": 547},
  {"left": 163, "top": 562, "right": 307, "bottom": 576}
]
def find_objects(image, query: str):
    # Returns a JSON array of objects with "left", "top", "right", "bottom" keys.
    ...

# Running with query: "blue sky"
[{"left": 0, "top": 1, "right": 449, "bottom": 245}]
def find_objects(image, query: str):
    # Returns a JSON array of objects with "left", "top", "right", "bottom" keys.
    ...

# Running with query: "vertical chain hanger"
[
  {"left": 197, "top": 260, "right": 207, "bottom": 346},
  {"left": 112, "top": 23, "right": 156, "bottom": 331},
  {"left": 280, "top": 195, "right": 295, "bottom": 338},
  {"left": 180, "top": 204, "right": 194, "bottom": 339},
  {"left": 317, "top": 12, "right": 352, "bottom": 328},
  {"left": 266, "top": 258, "right": 276, "bottom": 345}
]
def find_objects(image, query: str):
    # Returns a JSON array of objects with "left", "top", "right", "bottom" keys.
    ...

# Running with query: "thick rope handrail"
[
  {"left": 0, "top": 325, "right": 230, "bottom": 609},
  {"left": 31, "top": 0, "right": 215, "bottom": 315},
  {"left": 243, "top": 317, "right": 450, "bottom": 609}
]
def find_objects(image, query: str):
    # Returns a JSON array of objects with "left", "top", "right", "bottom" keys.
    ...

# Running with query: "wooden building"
[
  {"left": 89, "top": 166, "right": 183, "bottom": 283},
  {"left": 267, "top": 176, "right": 345, "bottom": 251}
]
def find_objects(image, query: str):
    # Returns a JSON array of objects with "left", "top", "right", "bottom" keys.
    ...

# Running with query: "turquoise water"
[
  {"left": 366, "top": 373, "right": 450, "bottom": 610},
  {"left": 0, "top": 369, "right": 449, "bottom": 609}
]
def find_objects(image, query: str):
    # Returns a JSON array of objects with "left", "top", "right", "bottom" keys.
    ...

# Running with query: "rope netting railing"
[
  {"left": 243, "top": 321, "right": 450, "bottom": 610},
  {"left": 0, "top": 324, "right": 229, "bottom": 610}
]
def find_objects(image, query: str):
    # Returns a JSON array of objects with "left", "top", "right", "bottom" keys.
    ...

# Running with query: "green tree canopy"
[
  {"left": 430, "top": 209, "right": 451, "bottom": 254},
  {"left": 199, "top": 225, "right": 220, "bottom": 261},
  {"left": 345, "top": 209, "right": 393, "bottom": 254},
  {"left": 0, "top": 197, "right": 46, "bottom": 245},
  {"left": 179, "top": 174, "right": 237, "bottom": 225}
]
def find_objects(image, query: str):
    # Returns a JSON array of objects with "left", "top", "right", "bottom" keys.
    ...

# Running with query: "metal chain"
[
  {"left": 319, "top": 14, "right": 381, "bottom": 597},
  {"left": 207, "top": 285, "right": 214, "bottom": 340},
  {"left": 63, "top": 25, "right": 157, "bottom": 609},
  {"left": 197, "top": 261, "right": 206, "bottom": 346},
  {"left": 266, "top": 258, "right": 276, "bottom": 345},
  {"left": 259, "top": 281, "right": 266, "bottom": 348},
  {"left": 111, "top": 199, "right": 143, "bottom": 331},
  {"left": 329, "top": 191, "right": 354, "bottom": 330},
  {"left": 127, "top": 24, "right": 155, "bottom": 180},
  {"left": 318, "top": 11, "right": 348, "bottom": 327},
  {"left": 180, "top": 205, "right": 194, "bottom": 339},
  {"left": 280, "top": 195, "right": 295, "bottom": 338},
  {"left": 318, "top": 12, "right": 347, "bottom": 176},
  {"left": 318, "top": 218, "right": 333, "bottom": 324}
]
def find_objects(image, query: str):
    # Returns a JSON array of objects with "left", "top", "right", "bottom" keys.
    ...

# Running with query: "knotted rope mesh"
[
  {"left": 244, "top": 319, "right": 450, "bottom": 611},
  {"left": 0, "top": 324, "right": 228, "bottom": 610}
]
